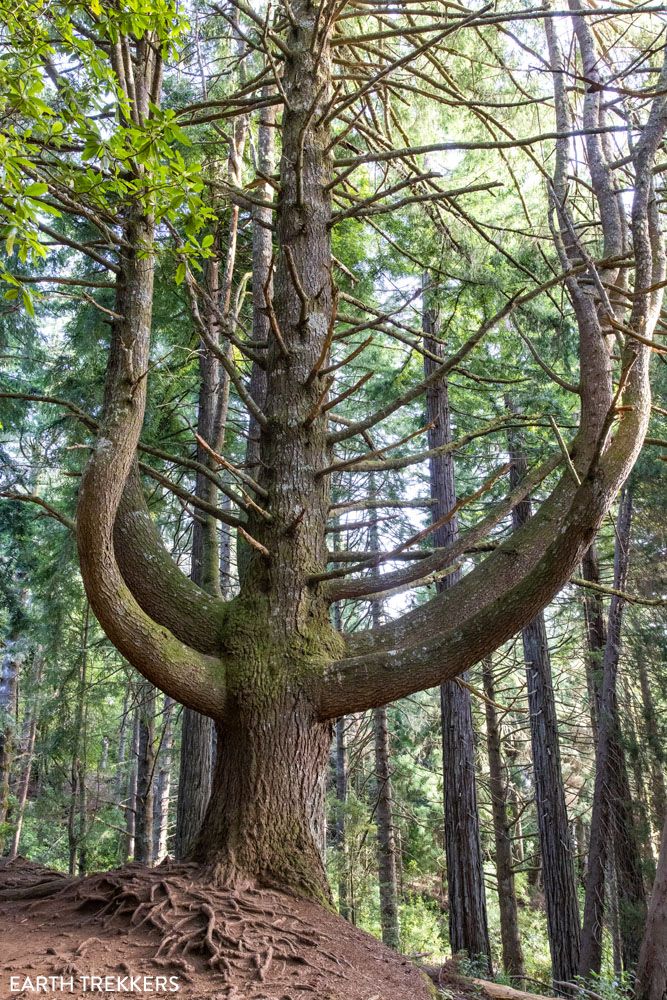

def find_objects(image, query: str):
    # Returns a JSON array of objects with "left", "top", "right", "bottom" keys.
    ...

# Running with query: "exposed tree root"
[
  {"left": 34, "top": 863, "right": 365, "bottom": 997},
  {"left": 1, "top": 860, "right": 433, "bottom": 998}
]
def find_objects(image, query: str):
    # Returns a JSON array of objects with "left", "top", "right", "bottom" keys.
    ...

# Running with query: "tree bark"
[
  {"left": 124, "top": 709, "right": 139, "bottom": 862},
  {"left": 580, "top": 487, "right": 647, "bottom": 977},
  {"left": 135, "top": 680, "right": 156, "bottom": 866},
  {"left": 482, "top": 657, "right": 525, "bottom": 979},
  {"left": 637, "top": 657, "right": 667, "bottom": 839},
  {"left": 153, "top": 695, "right": 174, "bottom": 863},
  {"left": 175, "top": 98, "right": 247, "bottom": 858},
  {"left": 508, "top": 418, "right": 581, "bottom": 989},
  {"left": 636, "top": 813, "right": 667, "bottom": 1000},
  {"left": 423, "top": 278, "right": 491, "bottom": 968},
  {"left": 8, "top": 654, "right": 42, "bottom": 859},
  {"left": 0, "top": 636, "right": 20, "bottom": 852},
  {"left": 334, "top": 713, "right": 352, "bottom": 922},
  {"left": 373, "top": 705, "right": 401, "bottom": 950}
]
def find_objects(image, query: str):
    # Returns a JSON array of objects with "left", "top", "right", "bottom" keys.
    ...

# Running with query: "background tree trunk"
[
  {"left": 0, "top": 636, "right": 20, "bottom": 853},
  {"left": 636, "top": 813, "right": 667, "bottom": 1000},
  {"left": 482, "top": 657, "right": 525, "bottom": 979},
  {"left": 424, "top": 277, "right": 491, "bottom": 969},
  {"left": 8, "top": 654, "right": 42, "bottom": 859},
  {"left": 153, "top": 695, "right": 174, "bottom": 863},
  {"left": 508, "top": 417, "right": 581, "bottom": 989},
  {"left": 580, "top": 487, "right": 647, "bottom": 977},
  {"left": 373, "top": 704, "right": 400, "bottom": 950},
  {"left": 135, "top": 681, "right": 156, "bottom": 866}
]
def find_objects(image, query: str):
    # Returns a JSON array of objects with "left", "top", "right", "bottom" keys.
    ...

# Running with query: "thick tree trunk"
[
  {"left": 193, "top": 700, "right": 333, "bottom": 901},
  {"left": 423, "top": 278, "right": 491, "bottom": 969},
  {"left": 509, "top": 419, "right": 581, "bottom": 989},
  {"left": 636, "top": 813, "right": 667, "bottom": 1000},
  {"left": 482, "top": 657, "right": 525, "bottom": 979}
]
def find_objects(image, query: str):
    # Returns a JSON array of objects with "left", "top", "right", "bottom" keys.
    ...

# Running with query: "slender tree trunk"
[
  {"left": 124, "top": 708, "right": 140, "bottom": 862},
  {"left": 637, "top": 658, "right": 666, "bottom": 839},
  {"left": 175, "top": 52, "right": 248, "bottom": 859},
  {"left": 482, "top": 657, "right": 525, "bottom": 979},
  {"left": 0, "top": 635, "right": 20, "bottom": 852},
  {"left": 636, "top": 813, "right": 667, "bottom": 1000},
  {"left": 116, "top": 686, "right": 130, "bottom": 800},
  {"left": 153, "top": 695, "right": 174, "bottom": 863},
  {"left": 8, "top": 654, "right": 42, "bottom": 859},
  {"left": 423, "top": 277, "right": 491, "bottom": 968},
  {"left": 580, "top": 487, "right": 646, "bottom": 977},
  {"left": 373, "top": 704, "right": 401, "bottom": 950},
  {"left": 68, "top": 605, "right": 90, "bottom": 875},
  {"left": 135, "top": 680, "right": 156, "bottom": 865},
  {"left": 508, "top": 415, "right": 581, "bottom": 989},
  {"left": 367, "top": 482, "right": 400, "bottom": 950},
  {"left": 334, "top": 714, "right": 352, "bottom": 921}
]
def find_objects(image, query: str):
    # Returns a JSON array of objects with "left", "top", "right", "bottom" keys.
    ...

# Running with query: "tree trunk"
[
  {"left": 637, "top": 657, "right": 666, "bottom": 839},
  {"left": 423, "top": 276, "right": 491, "bottom": 969},
  {"left": 373, "top": 705, "right": 401, "bottom": 950},
  {"left": 636, "top": 813, "right": 667, "bottom": 1000},
  {"left": 580, "top": 487, "right": 646, "bottom": 977},
  {"left": 334, "top": 713, "right": 352, "bottom": 921},
  {"left": 153, "top": 695, "right": 174, "bottom": 863},
  {"left": 508, "top": 416, "right": 581, "bottom": 989},
  {"left": 124, "top": 709, "right": 140, "bottom": 862},
  {"left": 367, "top": 481, "right": 401, "bottom": 951},
  {"left": 0, "top": 636, "right": 20, "bottom": 852},
  {"left": 8, "top": 654, "right": 42, "bottom": 859},
  {"left": 175, "top": 50, "right": 248, "bottom": 858},
  {"left": 482, "top": 657, "right": 525, "bottom": 979},
  {"left": 193, "top": 701, "right": 333, "bottom": 901},
  {"left": 135, "top": 680, "right": 156, "bottom": 865}
]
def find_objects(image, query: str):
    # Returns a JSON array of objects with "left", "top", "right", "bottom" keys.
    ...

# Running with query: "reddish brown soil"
[{"left": 0, "top": 858, "right": 436, "bottom": 1000}]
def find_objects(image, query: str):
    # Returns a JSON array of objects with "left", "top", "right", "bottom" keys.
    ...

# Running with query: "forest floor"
[{"left": 0, "top": 856, "right": 457, "bottom": 1000}]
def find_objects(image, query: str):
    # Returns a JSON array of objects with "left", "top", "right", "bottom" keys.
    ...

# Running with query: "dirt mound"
[{"left": 0, "top": 861, "right": 434, "bottom": 1000}]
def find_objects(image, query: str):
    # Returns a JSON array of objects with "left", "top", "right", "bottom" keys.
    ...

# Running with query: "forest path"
[{"left": 0, "top": 857, "right": 432, "bottom": 1000}]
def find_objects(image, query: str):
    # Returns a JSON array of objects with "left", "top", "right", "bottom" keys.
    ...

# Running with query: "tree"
[
  {"left": 1, "top": 0, "right": 666, "bottom": 969},
  {"left": 636, "top": 813, "right": 667, "bottom": 1000},
  {"left": 424, "top": 277, "right": 491, "bottom": 969}
]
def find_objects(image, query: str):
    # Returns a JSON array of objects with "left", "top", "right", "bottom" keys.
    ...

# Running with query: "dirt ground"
[{"left": 0, "top": 857, "right": 444, "bottom": 1000}]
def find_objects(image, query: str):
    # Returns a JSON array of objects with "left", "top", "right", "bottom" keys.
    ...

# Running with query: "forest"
[{"left": 0, "top": 0, "right": 666, "bottom": 998}]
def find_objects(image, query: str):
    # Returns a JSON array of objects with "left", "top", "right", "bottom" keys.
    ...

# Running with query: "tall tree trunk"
[
  {"left": 153, "top": 695, "right": 174, "bottom": 863},
  {"left": 423, "top": 277, "right": 491, "bottom": 968},
  {"left": 135, "top": 680, "right": 156, "bottom": 865},
  {"left": 508, "top": 417, "right": 581, "bottom": 989},
  {"left": 0, "top": 635, "right": 20, "bottom": 853},
  {"left": 175, "top": 46, "right": 248, "bottom": 859},
  {"left": 334, "top": 714, "right": 352, "bottom": 921},
  {"left": 580, "top": 487, "right": 647, "bottom": 977},
  {"left": 636, "top": 813, "right": 667, "bottom": 1000},
  {"left": 367, "top": 481, "right": 401, "bottom": 950},
  {"left": 637, "top": 657, "right": 666, "bottom": 839},
  {"left": 8, "top": 654, "right": 42, "bottom": 859},
  {"left": 68, "top": 605, "right": 90, "bottom": 876},
  {"left": 124, "top": 708, "right": 140, "bottom": 862},
  {"left": 373, "top": 704, "right": 401, "bottom": 950},
  {"left": 482, "top": 657, "right": 525, "bottom": 979}
]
